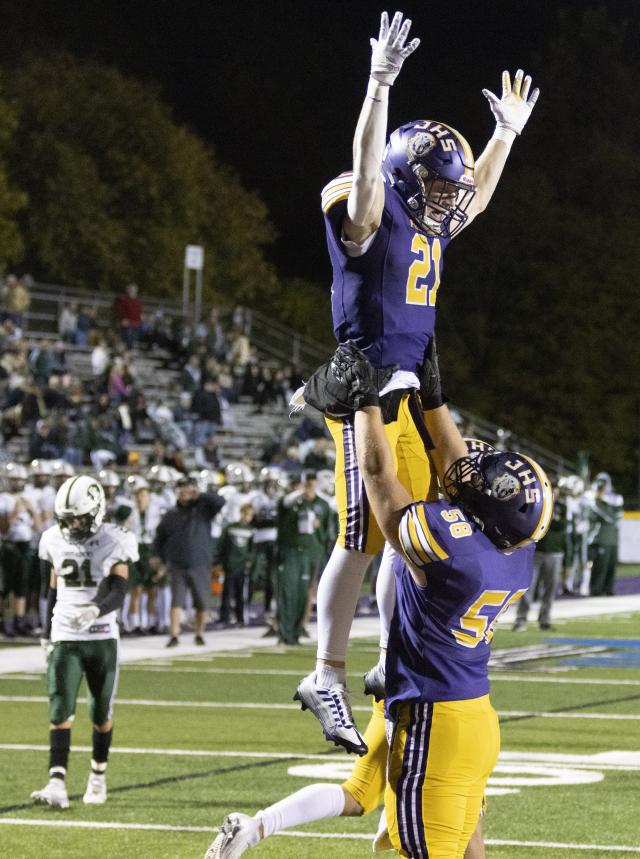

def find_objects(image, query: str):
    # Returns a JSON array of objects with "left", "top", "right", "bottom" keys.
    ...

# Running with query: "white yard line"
[
  {"left": 0, "top": 744, "right": 348, "bottom": 762},
  {"left": 2, "top": 744, "right": 639, "bottom": 770},
  {"left": 3, "top": 667, "right": 640, "bottom": 690},
  {"left": 0, "top": 819, "right": 638, "bottom": 852},
  {"left": 1, "top": 694, "right": 639, "bottom": 720}
]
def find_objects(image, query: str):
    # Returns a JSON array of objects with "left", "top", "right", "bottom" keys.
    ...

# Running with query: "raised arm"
[
  {"left": 344, "top": 11, "right": 420, "bottom": 246},
  {"left": 354, "top": 404, "right": 411, "bottom": 554},
  {"left": 463, "top": 69, "right": 540, "bottom": 227}
]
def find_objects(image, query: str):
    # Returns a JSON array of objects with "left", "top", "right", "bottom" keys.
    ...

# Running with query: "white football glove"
[
  {"left": 482, "top": 69, "right": 540, "bottom": 135},
  {"left": 370, "top": 11, "right": 420, "bottom": 86},
  {"left": 40, "top": 638, "right": 54, "bottom": 662},
  {"left": 68, "top": 604, "right": 100, "bottom": 632}
]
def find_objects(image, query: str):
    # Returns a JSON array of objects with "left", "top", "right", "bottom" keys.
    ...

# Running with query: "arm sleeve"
[
  {"left": 398, "top": 503, "right": 449, "bottom": 569},
  {"left": 201, "top": 492, "right": 225, "bottom": 517},
  {"left": 44, "top": 586, "right": 57, "bottom": 638},
  {"left": 40, "top": 559, "right": 53, "bottom": 599},
  {"left": 94, "top": 574, "right": 127, "bottom": 616},
  {"left": 152, "top": 515, "right": 169, "bottom": 560}
]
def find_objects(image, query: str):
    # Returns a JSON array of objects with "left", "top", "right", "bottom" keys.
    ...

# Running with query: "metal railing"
[{"left": 21, "top": 280, "right": 577, "bottom": 478}]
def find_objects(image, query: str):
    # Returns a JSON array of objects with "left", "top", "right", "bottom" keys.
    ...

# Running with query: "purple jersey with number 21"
[{"left": 322, "top": 173, "right": 451, "bottom": 373}]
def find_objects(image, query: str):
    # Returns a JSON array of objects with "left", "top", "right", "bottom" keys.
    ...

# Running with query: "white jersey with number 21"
[{"left": 39, "top": 522, "right": 139, "bottom": 642}]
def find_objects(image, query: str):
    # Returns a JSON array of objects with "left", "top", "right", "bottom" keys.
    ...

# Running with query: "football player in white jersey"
[{"left": 31, "top": 474, "right": 138, "bottom": 809}]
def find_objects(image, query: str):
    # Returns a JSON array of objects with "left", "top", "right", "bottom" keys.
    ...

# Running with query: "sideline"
[{"left": 2, "top": 594, "right": 639, "bottom": 676}]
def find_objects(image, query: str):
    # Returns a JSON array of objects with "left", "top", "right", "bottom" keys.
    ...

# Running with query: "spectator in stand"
[
  {"left": 205, "top": 306, "right": 227, "bottom": 359},
  {"left": 74, "top": 415, "right": 119, "bottom": 470},
  {"left": 65, "top": 379, "right": 85, "bottom": 422},
  {"left": 114, "top": 283, "right": 142, "bottom": 348},
  {"left": 195, "top": 435, "right": 221, "bottom": 470},
  {"left": 1, "top": 274, "right": 31, "bottom": 326},
  {"left": 28, "top": 420, "right": 62, "bottom": 461},
  {"left": 181, "top": 354, "right": 202, "bottom": 393},
  {"left": 227, "top": 326, "right": 251, "bottom": 375},
  {"left": 151, "top": 475, "right": 224, "bottom": 647},
  {"left": 128, "top": 391, "right": 155, "bottom": 443},
  {"left": 217, "top": 363, "right": 236, "bottom": 403},
  {"left": 231, "top": 305, "right": 251, "bottom": 335},
  {"left": 16, "top": 378, "right": 47, "bottom": 426},
  {"left": 173, "top": 392, "right": 195, "bottom": 445},
  {"left": 192, "top": 379, "right": 222, "bottom": 446},
  {"left": 588, "top": 473, "right": 624, "bottom": 596},
  {"left": 58, "top": 302, "right": 79, "bottom": 344},
  {"left": 91, "top": 339, "right": 110, "bottom": 381},
  {"left": 163, "top": 444, "right": 188, "bottom": 475},
  {"left": 279, "top": 445, "right": 302, "bottom": 474},
  {"left": 272, "top": 368, "right": 290, "bottom": 408},
  {"left": 150, "top": 400, "right": 188, "bottom": 449},
  {"left": 76, "top": 305, "right": 97, "bottom": 346},
  {"left": 242, "top": 364, "right": 262, "bottom": 402},
  {"left": 1, "top": 319, "right": 23, "bottom": 350},
  {"left": 202, "top": 356, "right": 220, "bottom": 386},
  {"left": 42, "top": 375, "right": 71, "bottom": 413},
  {"left": 28, "top": 339, "right": 55, "bottom": 385},
  {"left": 107, "top": 356, "right": 132, "bottom": 403},
  {"left": 303, "top": 438, "right": 335, "bottom": 471}
]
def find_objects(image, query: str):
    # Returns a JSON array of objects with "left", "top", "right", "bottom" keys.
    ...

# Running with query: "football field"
[{"left": 1, "top": 606, "right": 639, "bottom": 859}]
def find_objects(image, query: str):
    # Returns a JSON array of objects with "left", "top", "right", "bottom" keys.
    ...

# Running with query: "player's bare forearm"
[
  {"left": 464, "top": 137, "right": 511, "bottom": 223},
  {"left": 354, "top": 407, "right": 410, "bottom": 551},
  {"left": 346, "top": 80, "right": 388, "bottom": 234},
  {"left": 422, "top": 405, "right": 468, "bottom": 486}
]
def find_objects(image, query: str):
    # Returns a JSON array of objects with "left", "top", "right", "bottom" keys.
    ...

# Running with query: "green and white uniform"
[
  {"left": 40, "top": 523, "right": 138, "bottom": 642},
  {"left": 39, "top": 523, "right": 138, "bottom": 724}
]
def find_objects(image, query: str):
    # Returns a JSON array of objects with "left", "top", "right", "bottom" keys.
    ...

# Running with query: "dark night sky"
[{"left": 0, "top": 0, "right": 635, "bottom": 281}]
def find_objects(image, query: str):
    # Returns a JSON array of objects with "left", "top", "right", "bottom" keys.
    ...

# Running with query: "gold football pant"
[
  {"left": 386, "top": 696, "right": 499, "bottom": 859},
  {"left": 326, "top": 393, "right": 437, "bottom": 555}
]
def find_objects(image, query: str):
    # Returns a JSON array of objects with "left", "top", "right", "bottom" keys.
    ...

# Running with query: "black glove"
[
  {"left": 419, "top": 335, "right": 447, "bottom": 410},
  {"left": 330, "top": 342, "right": 395, "bottom": 410},
  {"left": 303, "top": 342, "right": 394, "bottom": 417}
]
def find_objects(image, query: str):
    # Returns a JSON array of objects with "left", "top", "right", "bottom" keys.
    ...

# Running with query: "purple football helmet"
[
  {"left": 443, "top": 450, "right": 553, "bottom": 549},
  {"left": 464, "top": 437, "right": 495, "bottom": 458},
  {"left": 382, "top": 120, "right": 476, "bottom": 238}
]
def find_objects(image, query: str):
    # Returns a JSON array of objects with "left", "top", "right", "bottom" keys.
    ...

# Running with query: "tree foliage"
[
  {"left": 439, "top": 7, "right": 640, "bottom": 498},
  {"left": 1, "top": 52, "right": 278, "bottom": 302},
  {"left": 0, "top": 87, "right": 26, "bottom": 270}
]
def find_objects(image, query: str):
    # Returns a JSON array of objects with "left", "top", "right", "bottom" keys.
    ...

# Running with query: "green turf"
[{"left": 1, "top": 613, "right": 639, "bottom": 857}]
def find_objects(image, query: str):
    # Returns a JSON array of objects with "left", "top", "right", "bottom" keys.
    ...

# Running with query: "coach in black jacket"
[{"left": 151, "top": 476, "right": 224, "bottom": 647}]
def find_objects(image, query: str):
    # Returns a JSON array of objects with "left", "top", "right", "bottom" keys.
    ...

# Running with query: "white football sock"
[
  {"left": 376, "top": 543, "right": 397, "bottom": 650},
  {"left": 316, "top": 664, "right": 345, "bottom": 688},
  {"left": 257, "top": 783, "right": 345, "bottom": 838},
  {"left": 315, "top": 545, "right": 372, "bottom": 664}
]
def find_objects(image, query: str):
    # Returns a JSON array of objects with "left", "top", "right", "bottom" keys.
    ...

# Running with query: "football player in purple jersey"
[
  {"left": 297, "top": 9, "right": 540, "bottom": 754},
  {"left": 317, "top": 342, "right": 552, "bottom": 858}
]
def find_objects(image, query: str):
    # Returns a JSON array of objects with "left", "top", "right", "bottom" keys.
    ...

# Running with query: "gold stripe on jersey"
[
  {"left": 399, "top": 504, "right": 449, "bottom": 566},
  {"left": 321, "top": 172, "right": 354, "bottom": 212},
  {"left": 415, "top": 505, "right": 448, "bottom": 561},
  {"left": 399, "top": 509, "right": 431, "bottom": 567}
]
